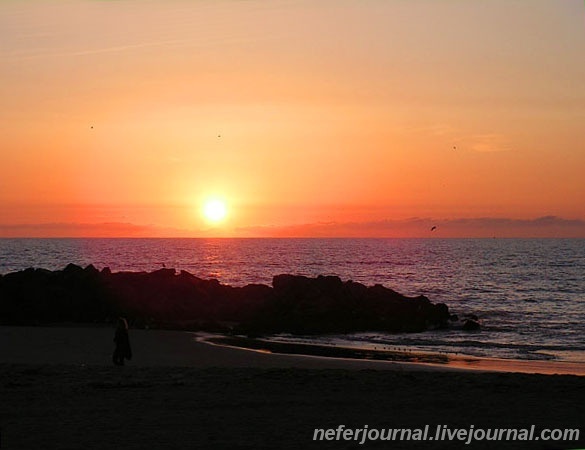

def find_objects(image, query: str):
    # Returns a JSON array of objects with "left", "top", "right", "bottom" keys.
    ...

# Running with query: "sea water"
[{"left": 1, "top": 238, "right": 584, "bottom": 363}]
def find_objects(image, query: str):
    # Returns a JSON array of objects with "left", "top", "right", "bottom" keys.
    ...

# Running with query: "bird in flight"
[{"left": 431, "top": 226, "right": 437, "bottom": 231}]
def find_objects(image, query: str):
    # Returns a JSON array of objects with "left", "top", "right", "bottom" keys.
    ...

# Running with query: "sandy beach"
[{"left": 1, "top": 326, "right": 584, "bottom": 450}]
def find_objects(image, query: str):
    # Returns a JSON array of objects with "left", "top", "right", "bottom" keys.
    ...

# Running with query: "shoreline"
[
  {"left": 1, "top": 325, "right": 584, "bottom": 376},
  {"left": 203, "top": 334, "right": 585, "bottom": 376}
]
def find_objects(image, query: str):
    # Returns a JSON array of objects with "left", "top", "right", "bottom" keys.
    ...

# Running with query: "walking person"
[{"left": 113, "top": 317, "right": 132, "bottom": 365}]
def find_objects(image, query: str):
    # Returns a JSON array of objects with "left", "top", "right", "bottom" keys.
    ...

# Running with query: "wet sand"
[
  {"left": 206, "top": 335, "right": 585, "bottom": 376},
  {"left": 1, "top": 326, "right": 584, "bottom": 449}
]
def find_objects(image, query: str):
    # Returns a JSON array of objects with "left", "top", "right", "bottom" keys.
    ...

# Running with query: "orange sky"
[{"left": 1, "top": 0, "right": 584, "bottom": 237}]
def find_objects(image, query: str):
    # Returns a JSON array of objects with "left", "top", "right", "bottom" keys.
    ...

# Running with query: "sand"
[{"left": 1, "top": 326, "right": 584, "bottom": 449}]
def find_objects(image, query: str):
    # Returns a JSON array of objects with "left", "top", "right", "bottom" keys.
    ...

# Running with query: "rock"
[
  {"left": 272, "top": 274, "right": 311, "bottom": 294},
  {"left": 0, "top": 267, "right": 455, "bottom": 335},
  {"left": 84, "top": 264, "right": 100, "bottom": 276},
  {"left": 151, "top": 268, "right": 176, "bottom": 278},
  {"left": 462, "top": 319, "right": 481, "bottom": 331},
  {"left": 63, "top": 263, "right": 84, "bottom": 274}
]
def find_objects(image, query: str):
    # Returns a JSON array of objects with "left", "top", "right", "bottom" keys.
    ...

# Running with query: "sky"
[{"left": 1, "top": 0, "right": 584, "bottom": 238}]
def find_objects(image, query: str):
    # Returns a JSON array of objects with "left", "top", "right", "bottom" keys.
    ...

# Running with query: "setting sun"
[
  {"left": 0, "top": 0, "right": 584, "bottom": 239},
  {"left": 202, "top": 199, "right": 228, "bottom": 223}
]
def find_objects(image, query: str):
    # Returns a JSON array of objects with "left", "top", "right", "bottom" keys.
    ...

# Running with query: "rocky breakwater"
[
  {"left": 0, "top": 265, "right": 457, "bottom": 334},
  {"left": 240, "top": 274, "right": 451, "bottom": 334}
]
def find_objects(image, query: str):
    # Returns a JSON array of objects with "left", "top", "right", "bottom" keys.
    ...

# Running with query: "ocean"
[{"left": 1, "top": 238, "right": 584, "bottom": 364}]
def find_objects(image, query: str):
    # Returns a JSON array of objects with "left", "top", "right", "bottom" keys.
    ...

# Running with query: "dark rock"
[
  {"left": 0, "top": 267, "right": 456, "bottom": 335},
  {"left": 84, "top": 264, "right": 100, "bottom": 276},
  {"left": 428, "top": 303, "right": 450, "bottom": 328},
  {"left": 151, "top": 268, "right": 176, "bottom": 278},
  {"left": 63, "top": 263, "right": 84, "bottom": 274},
  {"left": 462, "top": 319, "right": 481, "bottom": 331}
]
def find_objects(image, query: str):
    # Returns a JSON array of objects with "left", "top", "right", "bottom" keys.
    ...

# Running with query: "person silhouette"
[{"left": 113, "top": 318, "right": 132, "bottom": 366}]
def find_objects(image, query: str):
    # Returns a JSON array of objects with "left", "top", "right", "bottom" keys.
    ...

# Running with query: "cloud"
[
  {"left": 468, "top": 133, "right": 510, "bottom": 153},
  {"left": 1, "top": 216, "right": 584, "bottom": 238},
  {"left": 406, "top": 124, "right": 511, "bottom": 153},
  {"left": 0, "top": 222, "right": 193, "bottom": 238},
  {"left": 7, "top": 39, "right": 187, "bottom": 61},
  {"left": 237, "top": 216, "right": 585, "bottom": 238}
]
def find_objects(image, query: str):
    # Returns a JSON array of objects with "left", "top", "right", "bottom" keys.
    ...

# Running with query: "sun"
[{"left": 202, "top": 199, "right": 228, "bottom": 223}]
